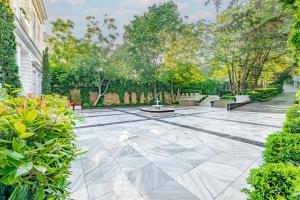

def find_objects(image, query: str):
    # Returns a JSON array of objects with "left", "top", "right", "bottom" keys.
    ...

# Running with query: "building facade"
[{"left": 9, "top": 0, "right": 47, "bottom": 96}]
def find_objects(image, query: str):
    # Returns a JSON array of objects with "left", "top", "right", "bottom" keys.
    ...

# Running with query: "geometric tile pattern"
[{"left": 70, "top": 104, "right": 288, "bottom": 200}]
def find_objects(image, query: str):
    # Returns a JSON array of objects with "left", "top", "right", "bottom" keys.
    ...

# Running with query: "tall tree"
[
  {"left": 281, "top": 0, "right": 300, "bottom": 75},
  {"left": 207, "top": 0, "right": 294, "bottom": 94},
  {"left": 124, "top": 1, "right": 182, "bottom": 97},
  {"left": 41, "top": 48, "right": 51, "bottom": 94},
  {"left": 0, "top": 0, "right": 21, "bottom": 90},
  {"left": 160, "top": 23, "right": 206, "bottom": 100}
]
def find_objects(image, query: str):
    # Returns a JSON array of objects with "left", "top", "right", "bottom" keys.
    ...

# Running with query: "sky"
[{"left": 44, "top": 0, "right": 230, "bottom": 40}]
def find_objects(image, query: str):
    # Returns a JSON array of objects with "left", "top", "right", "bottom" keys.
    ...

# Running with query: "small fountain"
[{"left": 141, "top": 97, "right": 175, "bottom": 117}]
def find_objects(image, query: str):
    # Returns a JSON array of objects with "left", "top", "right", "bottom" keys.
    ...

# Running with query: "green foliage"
[
  {"left": 0, "top": 0, "right": 21, "bottom": 90},
  {"left": 124, "top": 1, "right": 182, "bottom": 87},
  {"left": 41, "top": 48, "right": 51, "bottom": 95},
  {"left": 264, "top": 132, "right": 300, "bottom": 164},
  {"left": 0, "top": 90, "right": 80, "bottom": 199},
  {"left": 282, "top": 0, "right": 300, "bottom": 64},
  {"left": 244, "top": 105, "right": 300, "bottom": 199},
  {"left": 220, "top": 95, "right": 236, "bottom": 101},
  {"left": 243, "top": 163, "right": 300, "bottom": 200},
  {"left": 207, "top": 0, "right": 293, "bottom": 94},
  {"left": 181, "top": 80, "right": 227, "bottom": 95},
  {"left": 286, "top": 105, "right": 300, "bottom": 120},
  {"left": 283, "top": 117, "right": 300, "bottom": 134},
  {"left": 248, "top": 88, "right": 279, "bottom": 101}
]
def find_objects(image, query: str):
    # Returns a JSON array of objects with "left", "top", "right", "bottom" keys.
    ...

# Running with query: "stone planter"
[
  {"left": 212, "top": 99, "right": 235, "bottom": 108},
  {"left": 178, "top": 99, "right": 197, "bottom": 106},
  {"left": 235, "top": 95, "right": 251, "bottom": 103}
]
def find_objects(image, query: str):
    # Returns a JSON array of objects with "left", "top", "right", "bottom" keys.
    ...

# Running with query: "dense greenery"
[
  {"left": 244, "top": 106, "right": 300, "bottom": 199},
  {"left": 47, "top": 0, "right": 295, "bottom": 105},
  {"left": 263, "top": 132, "right": 300, "bottom": 163},
  {"left": 286, "top": 105, "right": 300, "bottom": 120},
  {"left": 281, "top": 0, "right": 300, "bottom": 70},
  {"left": 0, "top": 88, "right": 79, "bottom": 199},
  {"left": 41, "top": 48, "right": 51, "bottom": 95},
  {"left": 283, "top": 117, "right": 300, "bottom": 134},
  {"left": 206, "top": 0, "right": 295, "bottom": 94},
  {"left": 0, "top": 0, "right": 21, "bottom": 90},
  {"left": 248, "top": 88, "right": 280, "bottom": 101},
  {"left": 243, "top": 163, "right": 300, "bottom": 200}
]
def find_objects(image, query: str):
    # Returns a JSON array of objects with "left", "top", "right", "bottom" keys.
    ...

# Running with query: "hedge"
[
  {"left": 244, "top": 106, "right": 300, "bottom": 199},
  {"left": 220, "top": 95, "right": 236, "bottom": 101},
  {"left": 248, "top": 88, "right": 279, "bottom": 101},
  {"left": 283, "top": 117, "right": 300, "bottom": 134},
  {"left": 286, "top": 106, "right": 300, "bottom": 121},
  {"left": 263, "top": 132, "right": 300, "bottom": 164},
  {"left": 0, "top": 89, "right": 80, "bottom": 199},
  {"left": 243, "top": 163, "right": 300, "bottom": 200}
]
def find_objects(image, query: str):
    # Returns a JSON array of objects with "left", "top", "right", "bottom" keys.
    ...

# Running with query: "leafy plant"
[
  {"left": 286, "top": 105, "right": 300, "bottom": 121},
  {"left": 263, "top": 132, "right": 300, "bottom": 164},
  {"left": 0, "top": 0, "right": 21, "bottom": 90},
  {"left": 0, "top": 89, "right": 80, "bottom": 199},
  {"left": 283, "top": 117, "right": 300, "bottom": 134},
  {"left": 243, "top": 163, "right": 300, "bottom": 200},
  {"left": 220, "top": 95, "right": 236, "bottom": 101},
  {"left": 41, "top": 48, "right": 51, "bottom": 95},
  {"left": 248, "top": 88, "right": 279, "bottom": 101}
]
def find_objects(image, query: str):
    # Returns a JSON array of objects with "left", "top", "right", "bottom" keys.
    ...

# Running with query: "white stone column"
[{"left": 16, "top": 0, "right": 20, "bottom": 19}]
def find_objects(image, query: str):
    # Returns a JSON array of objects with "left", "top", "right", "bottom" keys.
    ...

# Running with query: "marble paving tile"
[
  {"left": 125, "top": 163, "right": 173, "bottom": 195},
  {"left": 145, "top": 181, "right": 200, "bottom": 200},
  {"left": 215, "top": 187, "right": 246, "bottom": 200},
  {"left": 174, "top": 144, "right": 221, "bottom": 167},
  {"left": 176, "top": 168, "right": 229, "bottom": 200},
  {"left": 154, "top": 142, "right": 187, "bottom": 155},
  {"left": 110, "top": 145, "right": 140, "bottom": 158},
  {"left": 152, "top": 155, "right": 194, "bottom": 179},
  {"left": 195, "top": 161, "right": 243, "bottom": 184},
  {"left": 70, "top": 188, "right": 90, "bottom": 200},
  {"left": 116, "top": 153, "right": 151, "bottom": 173},
  {"left": 84, "top": 160, "right": 123, "bottom": 186},
  {"left": 162, "top": 132, "right": 204, "bottom": 148},
  {"left": 70, "top": 105, "right": 287, "bottom": 199},
  {"left": 87, "top": 177, "right": 142, "bottom": 200}
]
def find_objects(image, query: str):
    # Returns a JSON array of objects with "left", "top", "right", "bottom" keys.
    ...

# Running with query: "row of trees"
[
  {"left": 207, "top": 0, "right": 295, "bottom": 94},
  {"left": 48, "top": 0, "right": 297, "bottom": 106},
  {"left": 49, "top": 2, "right": 205, "bottom": 105}
]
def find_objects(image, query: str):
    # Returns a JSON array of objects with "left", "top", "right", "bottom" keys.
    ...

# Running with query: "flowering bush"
[{"left": 0, "top": 89, "right": 80, "bottom": 199}]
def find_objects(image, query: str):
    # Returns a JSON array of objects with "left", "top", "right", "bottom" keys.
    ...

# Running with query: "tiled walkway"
[{"left": 70, "top": 105, "right": 287, "bottom": 200}]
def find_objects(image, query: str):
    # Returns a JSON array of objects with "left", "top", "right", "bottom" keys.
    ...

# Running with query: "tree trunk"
[
  {"left": 176, "top": 88, "right": 181, "bottom": 101},
  {"left": 93, "top": 81, "right": 110, "bottom": 107},
  {"left": 170, "top": 81, "right": 175, "bottom": 102}
]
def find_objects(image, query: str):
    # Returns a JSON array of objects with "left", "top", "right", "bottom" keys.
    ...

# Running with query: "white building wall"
[{"left": 10, "top": 0, "right": 47, "bottom": 96}]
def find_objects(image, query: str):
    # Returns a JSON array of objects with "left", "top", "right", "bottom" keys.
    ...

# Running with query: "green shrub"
[
  {"left": 220, "top": 95, "right": 236, "bottom": 101},
  {"left": 248, "top": 91, "right": 260, "bottom": 101},
  {"left": 0, "top": 90, "right": 80, "bottom": 199},
  {"left": 283, "top": 117, "right": 300, "bottom": 134},
  {"left": 263, "top": 132, "right": 300, "bottom": 164},
  {"left": 248, "top": 88, "right": 279, "bottom": 101},
  {"left": 286, "top": 106, "right": 300, "bottom": 121},
  {"left": 243, "top": 163, "right": 300, "bottom": 200},
  {"left": 267, "top": 84, "right": 283, "bottom": 93}
]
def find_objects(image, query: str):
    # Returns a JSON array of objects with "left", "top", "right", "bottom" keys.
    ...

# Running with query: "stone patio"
[{"left": 69, "top": 105, "right": 287, "bottom": 200}]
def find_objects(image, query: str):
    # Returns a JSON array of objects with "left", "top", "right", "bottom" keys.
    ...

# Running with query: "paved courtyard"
[{"left": 69, "top": 103, "right": 289, "bottom": 200}]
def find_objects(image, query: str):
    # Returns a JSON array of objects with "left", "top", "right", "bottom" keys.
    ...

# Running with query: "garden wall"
[
  {"left": 88, "top": 91, "right": 173, "bottom": 106},
  {"left": 58, "top": 80, "right": 228, "bottom": 108}
]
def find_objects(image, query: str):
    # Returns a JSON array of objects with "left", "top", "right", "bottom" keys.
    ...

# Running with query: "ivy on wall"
[
  {"left": 53, "top": 78, "right": 227, "bottom": 108},
  {"left": 0, "top": 0, "right": 21, "bottom": 90}
]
